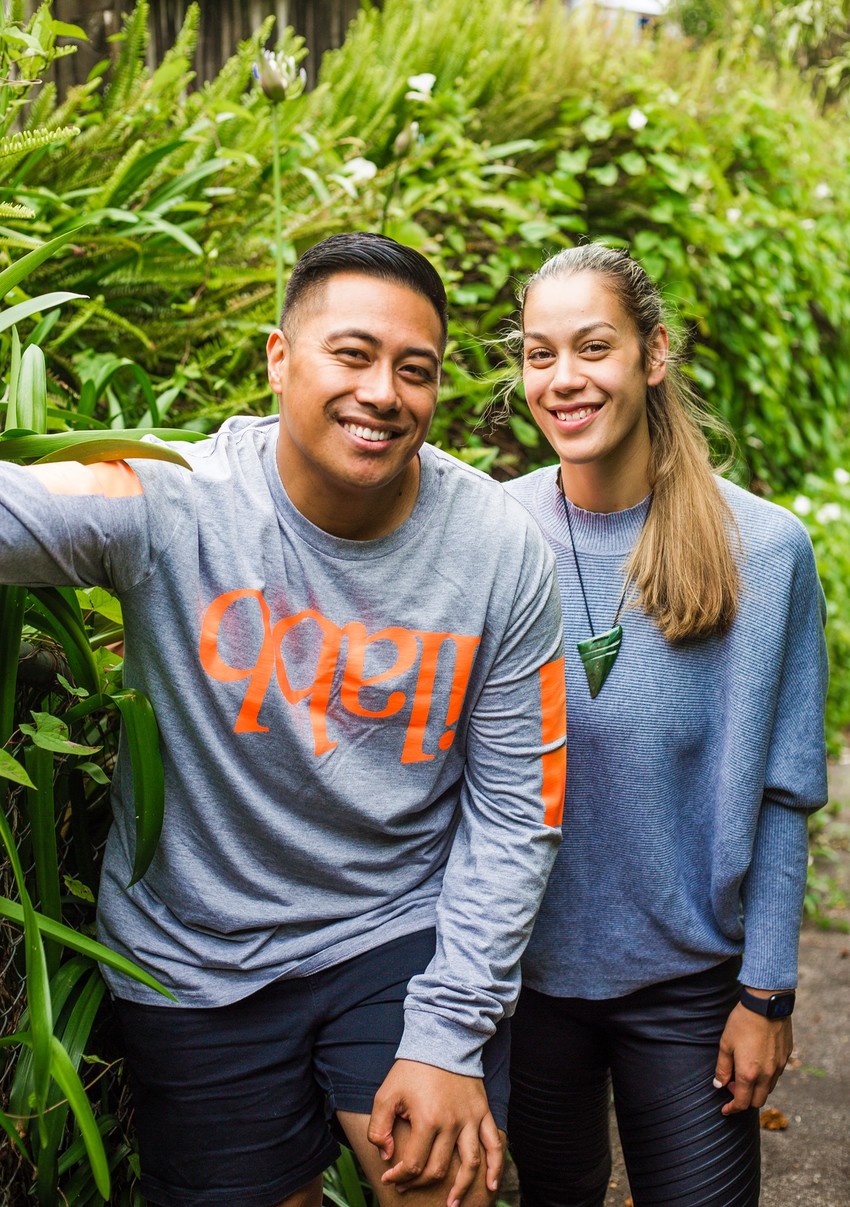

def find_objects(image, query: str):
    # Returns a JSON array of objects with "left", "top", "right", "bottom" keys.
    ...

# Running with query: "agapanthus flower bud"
[
  {"left": 254, "top": 48, "right": 307, "bottom": 104},
  {"left": 392, "top": 121, "right": 420, "bottom": 158}
]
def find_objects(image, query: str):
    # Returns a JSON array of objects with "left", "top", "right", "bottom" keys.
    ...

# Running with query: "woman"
[{"left": 503, "top": 245, "right": 828, "bottom": 1207}]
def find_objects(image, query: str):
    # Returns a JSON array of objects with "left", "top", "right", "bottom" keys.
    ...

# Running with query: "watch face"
[{"left": 768, "top": 994, "right": 795, "bottom": 1019}]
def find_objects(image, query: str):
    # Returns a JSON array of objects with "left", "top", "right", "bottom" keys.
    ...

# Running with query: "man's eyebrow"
[
  {"left": 523, "top": 321, "right": 618, "bottom": 341},
  {"left": 328, "top": 329, "right": 440, "bottom": 371}
]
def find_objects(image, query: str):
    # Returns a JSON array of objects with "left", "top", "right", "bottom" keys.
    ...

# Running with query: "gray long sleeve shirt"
[
  {"left": 1, "top": 417, "right": 565, "bottom": 1075},
  {"left": 505, "top": 467, "right": 828, "bottom": 997}
]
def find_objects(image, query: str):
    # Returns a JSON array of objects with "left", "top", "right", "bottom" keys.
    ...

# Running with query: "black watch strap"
[{"left": 739, "top": 987, "right": 796, "bottom": 1019}]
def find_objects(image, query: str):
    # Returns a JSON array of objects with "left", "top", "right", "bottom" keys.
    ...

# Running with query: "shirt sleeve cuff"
[
  {"left": 396, "top": 1008, "right": 488, "bottom": 1077},
  {"left": 739, "top": 799, "right": 809, "bottom": 989}
]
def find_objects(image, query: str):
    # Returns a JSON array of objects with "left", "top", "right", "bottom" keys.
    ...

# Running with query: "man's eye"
[
  {"left": 337, "top": 348, "right": 368, "bottom": 361},
  {"left": 401, "top": 364, "right": 434, "bottom": 381}
]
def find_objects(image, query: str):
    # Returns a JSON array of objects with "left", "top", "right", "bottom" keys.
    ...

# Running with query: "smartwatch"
[{"left": 739, "top": 986, "right": 796, "bottom": 1019}]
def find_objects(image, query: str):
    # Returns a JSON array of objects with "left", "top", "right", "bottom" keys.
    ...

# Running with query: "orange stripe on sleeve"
[
  {"left": 539, "top": 655, "right": 567, "bottom": 827},
  {"left": 28, "top": 461, "right": 143, "bottom": 498}
]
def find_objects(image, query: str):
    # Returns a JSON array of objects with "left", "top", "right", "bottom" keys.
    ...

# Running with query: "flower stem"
[{"left": 271, "top": 104, "right": 284, "bottom": 325}]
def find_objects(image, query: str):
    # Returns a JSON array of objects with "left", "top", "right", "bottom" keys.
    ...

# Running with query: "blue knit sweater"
[{"left": 505, "top": 467, "right": 828, "bottom": 997}]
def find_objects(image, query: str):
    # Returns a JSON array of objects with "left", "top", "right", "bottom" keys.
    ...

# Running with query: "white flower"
[
  {"left": 342, "top": 156, "right": 378, "bottom": 183},
  {"left": 254, "top": 49, "right": 307, "bottom": 104},
  {"left": 726, "top": 207, "right": 742, "bottom": 223},
  {"left": 834, "top": 467, "right": 850, "bottom": 485},
  {"left": 814, "top": 182, "right": 831, "bottom": 200},
  {"left": 407, "top": 73, "right": 436, "bottom": 96},
  {"left": 816, "top": 503, "right": 841, "bottom": 524},
  {"left": 627, "top": 108, "right": 648, "bottom": 130},
  {"left": 801, "top": 218, "right": 816, "bottom": 231},
  {"left": 792, "top": 495, "right": 813, "bottom": 516}
]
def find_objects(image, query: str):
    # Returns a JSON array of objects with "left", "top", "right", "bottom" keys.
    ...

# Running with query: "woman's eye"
[
  {"left": 583, "top": 342, "right": 609, "bottom": 355},
  {"left": 525, "top": 348, "right": 553, "bottom": 363}
]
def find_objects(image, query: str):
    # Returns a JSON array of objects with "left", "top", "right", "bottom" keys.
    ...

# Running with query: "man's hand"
[
  {"left": 713, "top": 1003, "right": 793, "bottom": 1115},
  {"left": 367, "top": 1059, "right": 503, "bottom": 1207}
]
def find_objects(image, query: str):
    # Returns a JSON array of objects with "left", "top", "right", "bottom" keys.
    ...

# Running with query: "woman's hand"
[{"left": 713, "top": 1002, "right": 793, "bottom": 1115}]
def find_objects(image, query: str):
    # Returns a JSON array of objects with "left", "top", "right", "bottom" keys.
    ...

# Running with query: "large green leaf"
[
  {"left": 0, "top": 291, "right": 86, "bottom": 337},
  {"left": 48, "top": 1036, "right": 110, "bottom": 1200},
  {"left": 0, "top": 746, "right": 35, "bottom": 787},
  {"left": 0, "top": 224, "right": 91, "bottom": 299},
  {"left": 29, "top": 587, "right": 100, "bottom": 696},
  {"left": 0, "top": 428, "right": 202, "bottom": 465},
  {"left": 36, "top": 970, "right": 106, "bottom": 1204},
  {"left": 22, "top": 881, "right": 52, "bottom": 1141},
  {"left": 112, "top": 688, "right": 165, "bottom": 887},
  {"left": 0, "top": 1107, "right": 31, "bottom": 1164},
  {"left": 24, "top": 745, "right": 61, "bottom": 979},
  {"left": 0, "top": 896, "right": 176, "bottom": 1000},
  {"left": 0, "top": 584, "right": 26, "bottom": 741},
  {"left": 14, "top": 343, "right": 47, "bottom": 439}
]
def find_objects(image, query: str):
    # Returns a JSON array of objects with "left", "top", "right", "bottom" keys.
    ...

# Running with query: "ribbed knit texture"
[{"left": 505, "top": 466, "right": 828, "bottom": 996}]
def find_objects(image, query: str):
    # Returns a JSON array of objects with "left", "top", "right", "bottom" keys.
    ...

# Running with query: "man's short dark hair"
[{"left": 281, "top": 232, "right": 448, "bottom": 350}]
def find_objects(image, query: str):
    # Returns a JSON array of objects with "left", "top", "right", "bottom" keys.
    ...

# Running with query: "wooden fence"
[{"left": 50, "top": 0, "right": 366, "bottom": 91}]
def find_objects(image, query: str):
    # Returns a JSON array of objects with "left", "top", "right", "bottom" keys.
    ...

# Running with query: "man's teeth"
[
  {"left": 342, "top": 422, "right": 392, "bottom": 442},
  {"left": 556, "top": 407, "right": 598, "bottom": 421}
]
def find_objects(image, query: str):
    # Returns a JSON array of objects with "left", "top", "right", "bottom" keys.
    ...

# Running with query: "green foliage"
[
  {"left": 2, "top": 0, "right": 850, "bottom": 1199},
  {"left": 668, "top": 0, "right": 850, "bottom": 108},
  {"left": 774, "top": 469, "right": 850, "bottom": 756}
]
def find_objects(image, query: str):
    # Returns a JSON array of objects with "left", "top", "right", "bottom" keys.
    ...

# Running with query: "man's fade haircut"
[{"left": 281, "top": 232, "right": 448, "bottom": 351}]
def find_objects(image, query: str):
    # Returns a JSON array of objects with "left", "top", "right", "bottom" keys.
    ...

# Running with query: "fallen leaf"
[{"left": 760, "top": 1108, "right": 789, "bottom": 1130}]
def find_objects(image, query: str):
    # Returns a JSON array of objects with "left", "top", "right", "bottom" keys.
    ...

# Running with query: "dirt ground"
[{"left": 502, "top": 759, "right": 850, "bottom": 1207}]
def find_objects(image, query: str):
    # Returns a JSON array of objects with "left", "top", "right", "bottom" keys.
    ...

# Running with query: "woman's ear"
[{"left": 647, "top": 324, "right": 669, "bottom": 387}]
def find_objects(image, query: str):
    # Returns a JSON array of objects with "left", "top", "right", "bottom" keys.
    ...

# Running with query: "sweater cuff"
[
  {"left": 396, "top": 1008, "right": 488, "bottom": 1078},
  {"left": 739, "top": 799, "right": 809, "bottom": 990}
]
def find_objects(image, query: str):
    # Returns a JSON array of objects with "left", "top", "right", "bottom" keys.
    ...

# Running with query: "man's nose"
[{"left": 354, "top": 362, "right": 399, "bottom": 410}]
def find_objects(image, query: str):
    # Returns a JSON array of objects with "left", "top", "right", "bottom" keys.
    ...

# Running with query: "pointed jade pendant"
[{"left": 576, "top": 624, "right": 622, "bottom": 699}]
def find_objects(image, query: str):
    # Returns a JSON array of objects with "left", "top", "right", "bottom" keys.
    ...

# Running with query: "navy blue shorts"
[{"left": 115, "top": 928, "right": 510, "bottom": 1207}]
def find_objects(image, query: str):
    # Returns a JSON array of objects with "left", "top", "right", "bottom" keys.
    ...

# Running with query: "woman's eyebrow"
[{"left": 523, "top": 321, "right": 618, "bottom": 341}]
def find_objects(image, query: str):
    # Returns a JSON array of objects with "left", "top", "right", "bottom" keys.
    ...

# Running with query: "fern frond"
[
  {"left": 86, "top": 139, "right": 147, "bottom": 211},
  {"left": 0, "top": 126, "right": 79, "bottom": 161},
  {"left": 24, "top": 81, "right": 58, "bottom": 130},
  {"left": 148, "top": 2, "right": 200, "bottom": 101},
  {"left": 0, "top": 202, "right": 35, "bottom": 220},
  {"left": 102, "top": 1, "right": 150, "bottom": 116}
]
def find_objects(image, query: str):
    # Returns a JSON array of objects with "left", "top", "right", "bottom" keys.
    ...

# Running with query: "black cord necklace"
[{"left": 559, "top": 478, "right": 649, "bottom": 698}]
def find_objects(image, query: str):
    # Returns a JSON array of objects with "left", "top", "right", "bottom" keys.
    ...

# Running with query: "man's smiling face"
[{"left": 267, "top": 271, "right": 442, "bottom": 534}]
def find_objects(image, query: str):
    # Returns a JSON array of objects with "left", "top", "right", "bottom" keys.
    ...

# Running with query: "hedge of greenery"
[
  {"left": 2, "top": 0, "right": 847, "bottom": 485},
  {"left": 1, "top": 1, "right": 849, "bottom": 1201}
]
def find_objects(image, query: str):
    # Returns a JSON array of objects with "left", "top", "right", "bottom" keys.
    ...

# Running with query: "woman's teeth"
[{"left": 556, "top": 407, "right": 598, "bottom": 421}]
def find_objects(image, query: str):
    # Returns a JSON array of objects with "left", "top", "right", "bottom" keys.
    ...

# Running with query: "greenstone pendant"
[{"left": 576, "top": 624, "right": 622, "bottom": 698}]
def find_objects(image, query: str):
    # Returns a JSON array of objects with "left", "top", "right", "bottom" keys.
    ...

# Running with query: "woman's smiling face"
[{"left": 522, "top": 270, "right": 668, "bottom": 509}]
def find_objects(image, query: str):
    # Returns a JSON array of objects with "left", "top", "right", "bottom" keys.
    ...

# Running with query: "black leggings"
[{"left": 508, "top": 960, "right": 760, "bottom": 1207}]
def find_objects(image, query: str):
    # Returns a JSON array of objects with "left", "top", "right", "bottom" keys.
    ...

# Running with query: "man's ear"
[
  {"left": 647, "top": 324, "right": 669, "bottom": 387},
  {"left": 266, "top": 329, "right": 289, "bottom": 397}
]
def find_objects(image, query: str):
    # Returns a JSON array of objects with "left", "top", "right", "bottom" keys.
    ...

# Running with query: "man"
[{"left": 0, "top": 233, "right": 566, "bottom": 1207}]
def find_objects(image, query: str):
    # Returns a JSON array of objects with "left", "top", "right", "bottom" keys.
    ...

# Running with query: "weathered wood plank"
[{"left": 50, "top": 0, "right": 367, "bottom": 91}]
